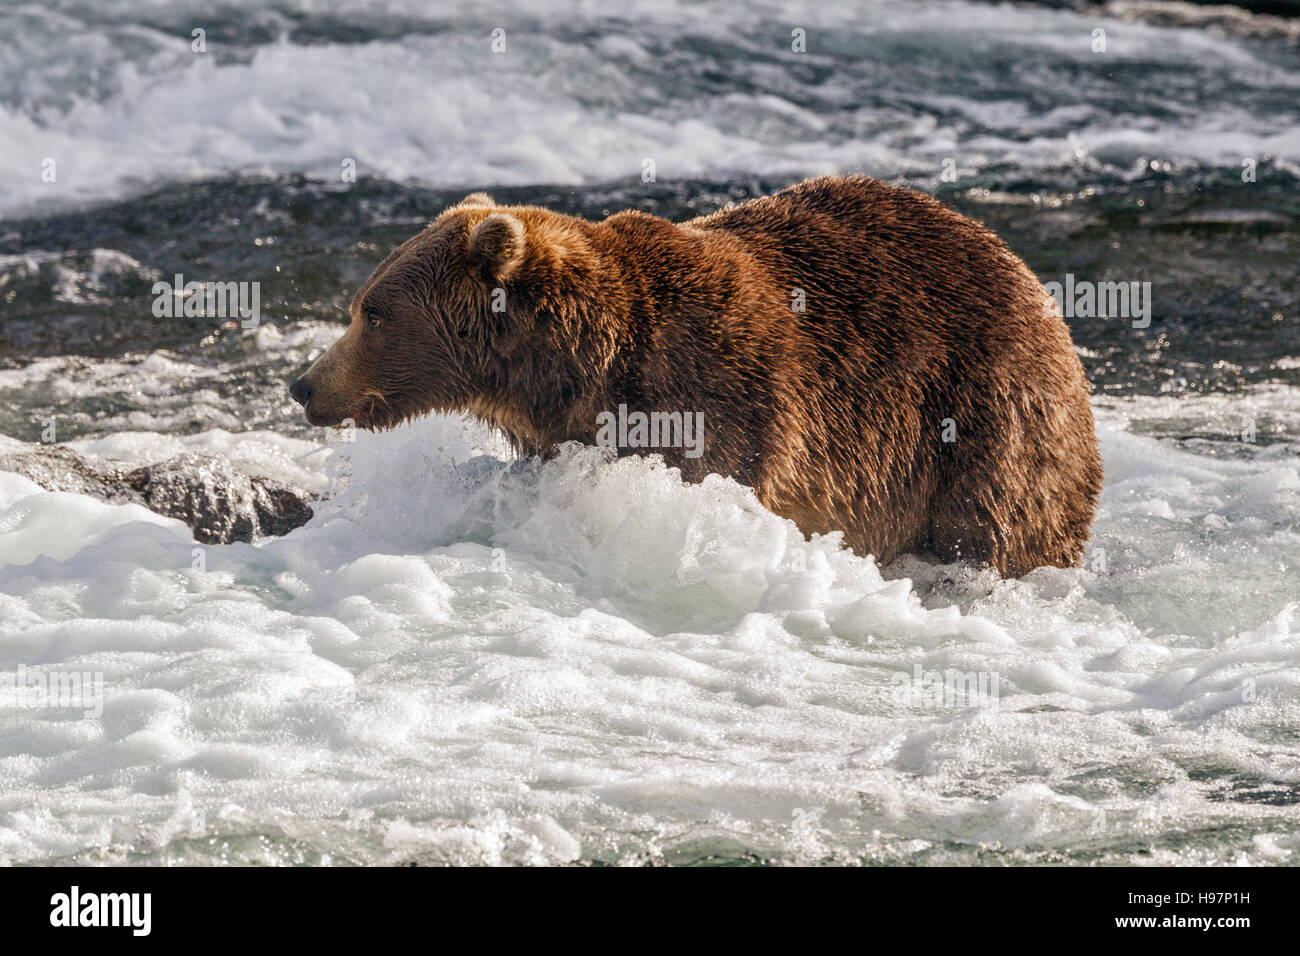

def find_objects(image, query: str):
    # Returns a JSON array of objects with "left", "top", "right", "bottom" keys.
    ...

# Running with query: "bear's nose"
[{"left": 288, "top": 377, "right": 313, "bottom": 408}]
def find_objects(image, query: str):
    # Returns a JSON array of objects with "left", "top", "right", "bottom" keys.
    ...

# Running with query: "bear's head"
[{"left": 288, "top": 193, "right": 620, "bottom": 448}]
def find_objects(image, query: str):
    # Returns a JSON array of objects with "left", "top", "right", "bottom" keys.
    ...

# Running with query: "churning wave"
[
  {"left": 1, "top": 0, "right": 1297, "bottom": 215},
  {"left": 0, "top": 406, "right": 1297, "bottom": 865}
]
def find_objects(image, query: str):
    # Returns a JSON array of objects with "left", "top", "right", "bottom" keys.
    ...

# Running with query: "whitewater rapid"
[
  {"left": 2, "top": 0, "right": 1297, "bottom": 217},
  {"left": 0, "top": 396, "right": 1296, "bottom": 865}
]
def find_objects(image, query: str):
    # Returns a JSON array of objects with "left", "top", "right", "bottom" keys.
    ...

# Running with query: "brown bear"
[{"left": 289, "top": 176, "right": 1102, "bottom": 575}]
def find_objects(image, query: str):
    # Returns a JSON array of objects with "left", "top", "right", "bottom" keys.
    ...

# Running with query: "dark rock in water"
[
  {"left": 123, "top": 453, "right": 315, "bottom": 544},
  {"left": 0, "top": 445, "right": 314, "bottom": 544},
  {"left": 0, "top": 445, "right": 122, "bottom": 499}
]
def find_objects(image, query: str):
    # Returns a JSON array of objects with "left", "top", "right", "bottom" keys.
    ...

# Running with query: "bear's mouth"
[{"left": 347, "top": 399, "right": 371, "bottom": 425}]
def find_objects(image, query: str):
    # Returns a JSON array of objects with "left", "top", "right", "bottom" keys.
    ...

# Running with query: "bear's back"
[
  {"left": 685, "top": 175, "right": 1043, "bottom": 346},
  {"left": 674, "top": 175, "right": 1099, "bottom": 574}
]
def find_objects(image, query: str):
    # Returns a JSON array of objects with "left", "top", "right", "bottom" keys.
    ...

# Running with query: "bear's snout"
[
  {"left": 288, "top": 376, "right": 313, "bottom": 409},
  {"left": 288, "top": 364, "right": 364, "bottom": 427}
]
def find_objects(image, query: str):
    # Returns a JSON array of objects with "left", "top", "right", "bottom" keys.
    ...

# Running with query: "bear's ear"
[
  {"left": 460, "top": 192, "right": 495, "bottom": 208},
  {"left": 467, "top": 212, "right": 525, "bottom": 281}
]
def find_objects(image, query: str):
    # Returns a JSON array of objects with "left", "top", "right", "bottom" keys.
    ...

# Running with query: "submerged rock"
[{"left": 0, "top": 445, "right": 314, "bottom": 544}]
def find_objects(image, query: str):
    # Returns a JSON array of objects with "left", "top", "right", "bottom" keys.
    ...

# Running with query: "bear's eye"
[{"left": 367, "top": 315, "right": 382, "bottom": 329}]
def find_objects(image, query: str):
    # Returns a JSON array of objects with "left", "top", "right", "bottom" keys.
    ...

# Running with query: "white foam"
[{"left": 1, "top": 389, "right": 1297, "bottom": 864}]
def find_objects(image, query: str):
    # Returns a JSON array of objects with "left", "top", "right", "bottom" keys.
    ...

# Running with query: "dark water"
[{"left": 2, "top": 167, "right": 1296, "bottom": 444}]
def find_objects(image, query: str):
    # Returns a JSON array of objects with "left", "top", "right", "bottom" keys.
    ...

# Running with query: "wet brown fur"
[{"left": 293, "top": 175, "right": 1103, "bottom": 575}]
